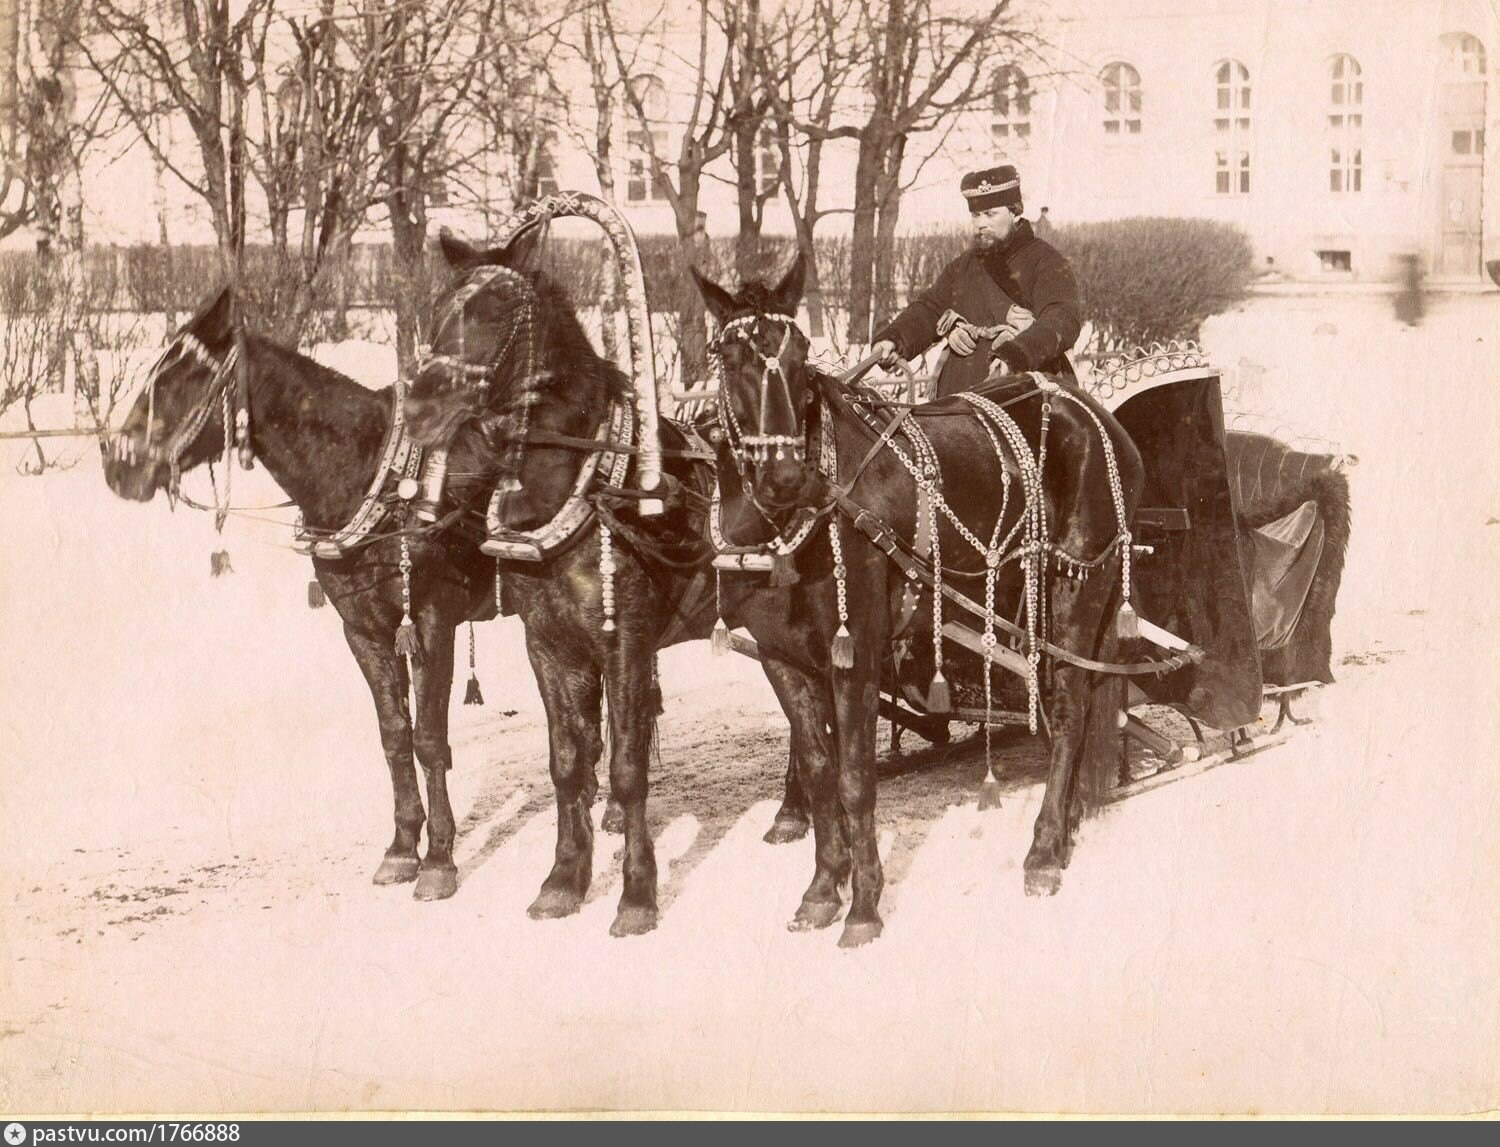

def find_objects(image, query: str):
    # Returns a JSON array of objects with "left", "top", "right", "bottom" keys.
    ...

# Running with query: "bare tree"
[
  {"left": 3, "top": 0, "right": 112, "bottom": 250},
  {"left": 243, "top": 4, "right": 380, "bottom": 340},
  {"left": 600, "top": 0, "right": 736, "bottom": 385},
  {"left": 757, "top": 0, "right": 860, "bottom": 337},
  {"left": 346, "top": 0, "right": 495, "bottom": 373},
  {"left": 82, "top": 0, "right": 275, "bottom": 269},
  {"left": 768, "top": 0, "right": 1028, "bottom": 342}
]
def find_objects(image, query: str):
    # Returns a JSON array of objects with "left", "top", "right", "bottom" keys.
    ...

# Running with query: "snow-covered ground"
[{"left": 1, "top": 292, "right": 1497, "bottom": 1115}]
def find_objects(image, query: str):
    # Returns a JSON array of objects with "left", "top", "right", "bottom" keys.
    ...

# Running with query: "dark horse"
[
  {"left": 695, "top": 259, "right": 1147, "bottom": 946},
  {"left": 402, "top": 228, "right": 743, "bottom": 936},
  {"left": 102, "top": 287, "right": 498, "bottom": 901}
]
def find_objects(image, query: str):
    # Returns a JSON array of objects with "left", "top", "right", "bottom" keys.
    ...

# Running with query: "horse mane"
[
  {"left": 251, "top": 335, "right": 386, "bottom": 403},
  {"left": 525, "top": 271, "right": 633, "bottom": 405}
]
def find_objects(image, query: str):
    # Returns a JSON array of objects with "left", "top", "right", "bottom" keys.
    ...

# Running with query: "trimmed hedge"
[
  {"left": 0, "top": 216, "right": 1253, "bottom": 352},
  {"left": 1052, "top": 217, "right": 1255, "bottom": 350}
]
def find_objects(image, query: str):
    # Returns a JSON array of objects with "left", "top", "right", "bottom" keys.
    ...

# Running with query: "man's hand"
[
  {"left": 871, "top": 339, "right": 901, "bottom": 369},
  {"left": 944, "top": 325, "right": 977, "bottom": 356}
]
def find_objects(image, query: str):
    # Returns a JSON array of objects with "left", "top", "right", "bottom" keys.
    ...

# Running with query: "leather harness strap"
[{"left": 830, "top": 488, "right": 1201, "bottom": 678}]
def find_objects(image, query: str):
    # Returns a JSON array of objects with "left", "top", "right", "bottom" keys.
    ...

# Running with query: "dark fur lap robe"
[{"left": 1227, "top": 434, "right": 1352, "bottom": 688}]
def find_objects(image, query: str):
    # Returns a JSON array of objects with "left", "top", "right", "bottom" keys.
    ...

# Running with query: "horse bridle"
[
  {"left": 420, "top": 264, "right": 538, "bottom": 400},
  {"left": 136, "top": 330, "right": 249, "bottom": 505},
  {"left": 709, "top": 312, "right": 813, "bottom": 469},
  {"left": 708, "top": 311, "right": 839, "bottom": 551}
]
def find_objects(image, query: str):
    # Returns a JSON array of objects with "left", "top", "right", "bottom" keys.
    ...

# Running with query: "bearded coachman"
[{"left": 871, "top": 165, "right": 1082, "bottom": 398}]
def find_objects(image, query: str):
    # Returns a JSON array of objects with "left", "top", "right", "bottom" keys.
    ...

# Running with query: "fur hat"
[{"left": 960, "top": 165, "right": 1022, "bottom": 213}]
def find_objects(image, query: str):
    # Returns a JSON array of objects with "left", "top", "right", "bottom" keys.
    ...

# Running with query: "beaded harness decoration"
[{"left": 710, "top": 310, "right": 1138, "bottom": 747}]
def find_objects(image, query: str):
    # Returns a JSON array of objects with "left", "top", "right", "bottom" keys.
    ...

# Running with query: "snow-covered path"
[{"left": 1, "top": 293, "right": 1496, "bottom": 1114}]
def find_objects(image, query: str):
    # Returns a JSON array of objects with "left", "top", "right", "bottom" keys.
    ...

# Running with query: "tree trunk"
[
  {"left": 733, "top": 116, "right": 761, "bottom": 282},
  {"left": 872, "top": 136, "right": 906, "bottom": 331},
  {"left": 672, "top": 171, "right": 708, "bottom": 389},
  {"left": 846, "top": 133, "right": 886, "bottom": 344},
  {"left": 387, "top": 194, "right": 426, "bottom": 377}
]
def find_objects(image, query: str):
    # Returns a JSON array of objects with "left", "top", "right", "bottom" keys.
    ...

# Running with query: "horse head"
[
  {"left": 404, "top": 226, "right": 548, "bottom": 447},
  {"left": 103, "top": 286, "right": 242, "bottom": 503},
  {"left": 693, "top": 255, "right": 821, "bottom": 514}
]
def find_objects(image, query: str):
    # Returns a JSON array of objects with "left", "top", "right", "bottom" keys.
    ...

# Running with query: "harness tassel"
[
  {"left": 711, "top": 617, "right": 732, "bottom": 656},
  {"left": 394, "top": 615, "right": 422, "bottom": 665},
  {"left": 830, "top": 624, "right": 855, "bottom": 671},
  {"left": 463, "top": 621, "right": 484, "bottom": 705},
  {"left": 210, "top": 549, "right": 233, "bottom": 577},
  {"left": 978, "top": 770, "right": 1003, "bottom": 811},
  {"left": 307, "top": 579, "right": 326, "bottom": 609},
  {"left": 1115, "top": 599, "right": 1140, "bottom": 640},
  {"left": 926, "top": 670, "right": 951, "bottom": 713},
  {"left": 711, "top": 571, "right": 731, "bottom": 655},
  {"left": 769, "top": 551, "right": 799, "bottom": 587}
]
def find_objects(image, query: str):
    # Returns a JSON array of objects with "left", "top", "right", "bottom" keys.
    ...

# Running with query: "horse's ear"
[
  {"left": 487, "top": 224, "right": 542, "bottom": 273},
  {"left": 692, "top": 267, "right": 736, "bottom": 325},
  {"left": 189, "top": 285, "right": 235, "bottom": 348},
  {"left": 770, "top": 253, "right": 806, "bottom": 317},
  {"left": 438, "top": 227, "right": 484, "bottom": 271}
]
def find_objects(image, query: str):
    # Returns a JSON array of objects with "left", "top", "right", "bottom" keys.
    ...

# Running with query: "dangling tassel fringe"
[
  {"left": 978, "top": 770, "right": 1004, "bottom": 811},
  {"left": 210, "top": 549, "right": 233, "bottom": 577},
  {"left": 394, "top": 614, "right": 423, "bottom": 666},
  {"left": 1115, "top": 598, "right": 1140, "bottom": 640},
  {"left": 830, "top": 623, "right": 855, "bottom": 670},
  {"left": 711, "top": 618, "right": 732, "bottom": 655},
  {"left": 926, "top": 670, "right": 951, "bottom": 713},
  {"left": 711, "top": 571, "right": 731, "bottom": 655},
  {"left": 463, "top": 621, "right": 484, "bottom": 705},
  {"left": 307, "top": 579, "right": 326, "bottom": 609},
  {"left": 769, "top": 551, "right": 799, "bottom": 587}
]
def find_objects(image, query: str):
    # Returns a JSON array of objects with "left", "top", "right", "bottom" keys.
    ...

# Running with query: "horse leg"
[
  {"left": 1026, "top": 660, "right": 1092, "bottom": 896},
  {"left": 526, "top": 645, "right": 603, "bottom": 920},
  {"left": 763, "top": 749, "right": 811, "bottom": 844},
  {"left": 410, "top": 619, "right": 459, "bottom": 901},
  {"left": 343, "top": 624, "right": 423, "bottom": 885},
  {"left": 604, "top": 639, "right": 659, "bottom": 938},
  {"left": 601, "top": 794, "right": 625, "bottom": 835},
  {"left": 762, "top": 659, "right": 848, "bottom": 931},
  {"left": 836, "top": 670, "right": 885, "bottom": 948}
]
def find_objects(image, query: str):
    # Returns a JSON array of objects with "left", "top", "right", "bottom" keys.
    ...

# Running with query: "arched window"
[
  {"left": 626, "top": 74, "right": 670, "bottom": 202},
  {"left": 1442, "top": 32, "right": 1487, "bottom": 77},
  {"left": 1214, "top": 60, "right": 1251, "bottom": 194},
  {"left": 1327, "top": 55, "right": 1363, "bottom": 192},
  {"left": 1101, "top": 62, "right": 1141, "bottom": 134},
  {"left": 992, "top": 65, "right": 1032, "bottom": 145},
  {"left": 1439, "top": 34, "right": 1487, "bottom": 161}
]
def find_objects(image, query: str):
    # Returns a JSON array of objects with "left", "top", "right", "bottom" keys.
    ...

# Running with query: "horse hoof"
[
  {"left": 601, "top": 800, "right": 625, "bottom": 835},
  {"left": 838, "top": 918, "right": 884, "bottom": 948},
  {"left": 762, "top": 814, "right": 810, "bottom": 845},
  {"left": 527, "top": 887, "right": 583, "bottom": 920},
  {"left": 413, "top": 866, "right": 457, "bottom": 901},
  {"left": 372, "top": 855, "right": 419, "bottom": 885},
  {"left": 788, "top": 900, "right": 840, "bottom": 932},
  {"left": 609, "top": 905, "right": 658, "bottom": 938},
  {"left": 1024, "top": 865, "right": 1062, "bottom": 897}
]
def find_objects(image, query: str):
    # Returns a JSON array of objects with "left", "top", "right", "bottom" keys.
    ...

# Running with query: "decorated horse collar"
[{"left": 292, "top": 384, "right": 425, "bottom": 559}]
